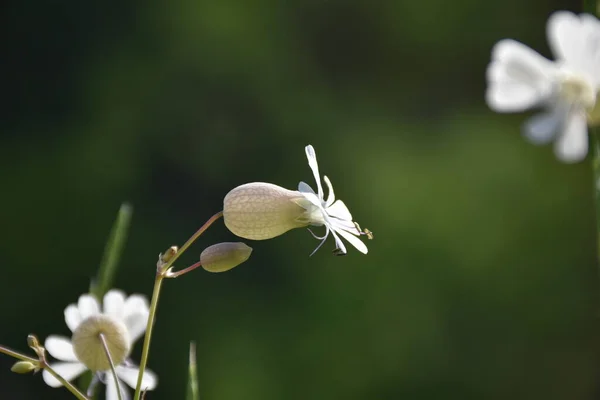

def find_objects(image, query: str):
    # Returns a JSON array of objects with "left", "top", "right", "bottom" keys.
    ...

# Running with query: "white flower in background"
[
  {"left": 223, "top": 145, "right": 369, "bottom": 255},
  {"left": 43, "top": 290, "right": 157, "bottom": 400},
  {"left": 486, "top": 11, "right": 600, "bottom": 162}
]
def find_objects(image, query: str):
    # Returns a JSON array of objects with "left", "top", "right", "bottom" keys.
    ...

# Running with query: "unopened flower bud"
[
  {"left": 223, "top": 182, "right": 309, "bottom": 240},
  {"left": 72, "top": 315, "right": 130, "bottom": 371},
  {"left": 11, "top": 361, "right": 37, "bottom": 374},
  {"left": 200, "top": 242, "right": 253, "bottom": 273}
]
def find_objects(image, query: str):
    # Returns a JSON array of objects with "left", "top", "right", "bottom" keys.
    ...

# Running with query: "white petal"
[
  {"left": 106, "top": 377, "right": 130, "bottom": 400},
  {"left": 323, "top": 176, "right": 335, "bottom": 208},
  {"left": 329, "top": 218, "right": 361, "bottom": 235},
  {"left": 42, "top": 362, "right": 87, "bottom": 388},
  {"left": 486, "top": 40, "right": 555, "bottom": 112},
  {"left": 305, "top": 145, "right": 324, "bottom": 200},
  {"left": 124, "top": 295, "right": 150, "bottom": 319},
  {"left": 555, "top": 110, "right": 589, "bottom": 162},
  {"left": 547, "top": 11, "right": 600, "bottom": 84},
  {"left": 103, "top": 290, "right": 126, "bottom": 320},
  {"left": 45, "top": 336, "right": 78, "bottom": 362},
  {"left": 64, "top": 304, "right": 82, "bottom": 332},
  {"left": 522, "top": 108, "right": 565, "bottom": 144},
  {"left": 309, "top": 226, "right": 330, "bottom": 256},
  {"left": 78, "top": 294, "right": 100, "bottom": 320},
  {"left": 116, "top": 365, "right": 158, "bottom": 391},
  {"left": 329, "top": 230, "right": 347, "bottom": 255},
  {"left": 124, "top": 311, "right": 149, "bottom": 344},
  {"left": 333, "top": 226, "right": 369, "bottom": 254},
  {"left": 298, "top": 181, "right": 315, "bottom": 194},
  {"left": 326, "top": 200, "right": 353, "bottom": 221}
]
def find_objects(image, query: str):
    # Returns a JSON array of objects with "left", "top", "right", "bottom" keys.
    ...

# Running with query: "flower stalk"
[
  {"left": 133, "top": 211, "right": 223, "bottom": 400},
  {"left": 43, "top": 364, "right": 90, "bottom": 400},
  {"left": 0, "top": 344, "right": 38, "bottom": 363},
  {"left": 584, "top": 0, "right": 600, "bottom": 264},
  {"left": 0, "top": 342, "right": 89, "bottom": 400},
  {"left": 99, "top": 333, "right": 123, "bottom": 400}
]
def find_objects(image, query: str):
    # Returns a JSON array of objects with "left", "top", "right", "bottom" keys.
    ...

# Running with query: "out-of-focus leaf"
[
  {"left": 90, "top": 203, "right": 133, "bottom": 299},
  {"left": 186, "top": 342, "right": 199, "bottom": 400}
]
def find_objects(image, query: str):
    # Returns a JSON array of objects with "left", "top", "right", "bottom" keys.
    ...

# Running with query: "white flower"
[
  {"left": 295, "top": 145, "right": 368, "bottom": 255},
  {"left": 43, "top": 290, "right": 158, "bottom": 400},
  {"left": 223, "top": 145, "right": 369, "bottom": 255},
  {"left": 486, "top": 11, "right": 600, "bottom": 162}
]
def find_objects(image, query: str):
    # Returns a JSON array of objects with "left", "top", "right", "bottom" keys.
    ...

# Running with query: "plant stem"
[
  {"left": 43, "top": 364, "right": 90, "bottom": 400},
  {"left": 159, "top": 211, "right": 224, "bottom": 275},
  {"left": 99, "top": 333, "right": 122, "bottom": 400},
  {"left": 0, "top": 344, "right": 38, "bottom": 363},
  {"left": 133, "top": 211, "right": 223, "bottom": 400},
  {"left": 166, "top": 261, "right": 203, "bottom": 278}
]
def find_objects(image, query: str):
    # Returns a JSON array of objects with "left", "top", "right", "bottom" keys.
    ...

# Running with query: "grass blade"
[
  {"left": 186, "top": 342, "right": 199, "bottom": 400},
  {"left": 90, "top": 203, "right": 133, "bottom": 299}
]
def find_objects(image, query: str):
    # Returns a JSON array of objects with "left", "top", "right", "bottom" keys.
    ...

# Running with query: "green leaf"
[
  {"left": 186, "top": 342, "right": 199, "bottom": 400},
  {"left": 90, "top": 203, "right": 133, "bottom": 299}
]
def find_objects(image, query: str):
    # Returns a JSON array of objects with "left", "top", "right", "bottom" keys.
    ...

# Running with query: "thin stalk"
[
  {"left": 99, "top": 333, "right": 122, "bottom": 400},
  {"left": 0, "top": 345, "right": 38, "bottom": 363},
  {"left": 158, "top": 211, "right": 224, "bottom": 275},
  {"left": 166, "top": 261, "right": 203, "bottom": 278},
  {"left": 593, "top": 136, "right": 600, "bottom": 263},
  {"left": 133, "top": 211, "right": 223, "bottom": 400},
  {"left": 43, "top": 364, "right": 90, "bottom": 400}
]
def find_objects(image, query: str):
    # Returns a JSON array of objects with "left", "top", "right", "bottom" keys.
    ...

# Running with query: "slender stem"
[
  {"left": 133, "top": 276, "right": 163, "bottom": 400},
  {"left": 43, "top": 364, "right": 90, "bottom": 400},
  {"left": 159, "top": 211, "right": 224, "bottom": 274},
  {"left": 99, "top": 333, "right": 122, "bottom": 400},
  {"left": 593, "top": 135, "right": 600, "bottom": 263},
  {"left": 133, "top": 211, "right": 223, "bottom": 400},
  {"left": 0, "top": 345, "right": 38, "bottom": 363},
  {"left": 166, "top": 261, "right": 203, "bottom": 278}
]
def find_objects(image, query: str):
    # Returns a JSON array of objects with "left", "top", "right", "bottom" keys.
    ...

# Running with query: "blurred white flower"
[
  {"left": 223, "top": 145, "right": 369, "bottom": 255},
  {"left": 486, "top": 11, "right": 600, "bottom": 162},
  {"left": 43, "top": 290, "right": 157, "bottom": 400}
]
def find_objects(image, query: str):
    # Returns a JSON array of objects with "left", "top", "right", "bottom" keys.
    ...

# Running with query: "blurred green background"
[{"left": 2, "top": 0, "right": 599, "bottom": 399}]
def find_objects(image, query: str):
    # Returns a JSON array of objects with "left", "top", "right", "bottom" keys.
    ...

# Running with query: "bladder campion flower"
[
  {"left": 223, "top": 145, "right": 369, "bottom": 255},
  {"left": 486, "top": 11, "right": 600, "bottom": 162},
  {"left": 42, "top": 290, "right": 157, "bottom": 399}
]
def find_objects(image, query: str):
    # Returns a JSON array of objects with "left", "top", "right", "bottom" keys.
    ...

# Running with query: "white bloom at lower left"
[{"left": 43, "top": 290, "right": 157, "bottom": 400}]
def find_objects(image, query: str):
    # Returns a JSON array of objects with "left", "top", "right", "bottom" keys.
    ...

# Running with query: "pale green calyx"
[
  {"left": 223, "top": 182, "right": 309, "bottom": 240},
  {"left": 200, "top": 242, "right": 253, "bottom": 273},
  {"left": 71, "top": 314, "right": 130, "bottom": 372}
]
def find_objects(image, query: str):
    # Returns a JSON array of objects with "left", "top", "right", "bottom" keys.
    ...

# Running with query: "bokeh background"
[{"left": 1, "top": 0, "right": 598, "bottom": 399}]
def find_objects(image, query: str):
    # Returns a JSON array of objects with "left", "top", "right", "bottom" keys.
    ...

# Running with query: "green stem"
[
  {"left": 593, "top": 133, "right": 600, "bottom": 263},
  {"left": 166, "top": 261, "right": 203, "bottom": 278},
  {"left": 99, "top": 333, "right": 123, "bottom": 400},
  {"left": 43, "top": 364, "right": 90, "bottom": 400},
  {"left": 133, "top": 275, "right": 163, "bottom": 400},
  {"left": 585, "top": 1, "right": 600, "bottom": 261},
  {"left": 133, "top": 211, "right": 223, "bottom": 400},
  {"left": 0, "top": 344, "right": 38, "bottom": 363},
  {"left": 159, "top": 211, "right": 224, "bottom": 275}
]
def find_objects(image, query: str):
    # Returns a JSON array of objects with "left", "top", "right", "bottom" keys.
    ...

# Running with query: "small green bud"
[
  {"left": 27, "top": 335, "right": 39, "bottom": 350},
  {"left": 200, "top": 242, "right": 253, "bottom": 273},
  {"left": 11, "top": 361, "right": 37, "bottom": 374}
]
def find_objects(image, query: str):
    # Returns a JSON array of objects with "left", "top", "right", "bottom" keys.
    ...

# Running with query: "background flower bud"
[
  {"left": 223, "top": 182, "right": 308, "bottom": 240},
  {"left": 11, "top": 361, "right": 37, "bottom": 374},
  {"left": 200, "top": 242, "right": 253, "bottom": 273},
  {"left": 71, "top": 315, "right": 130, "bottom": 371}
]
